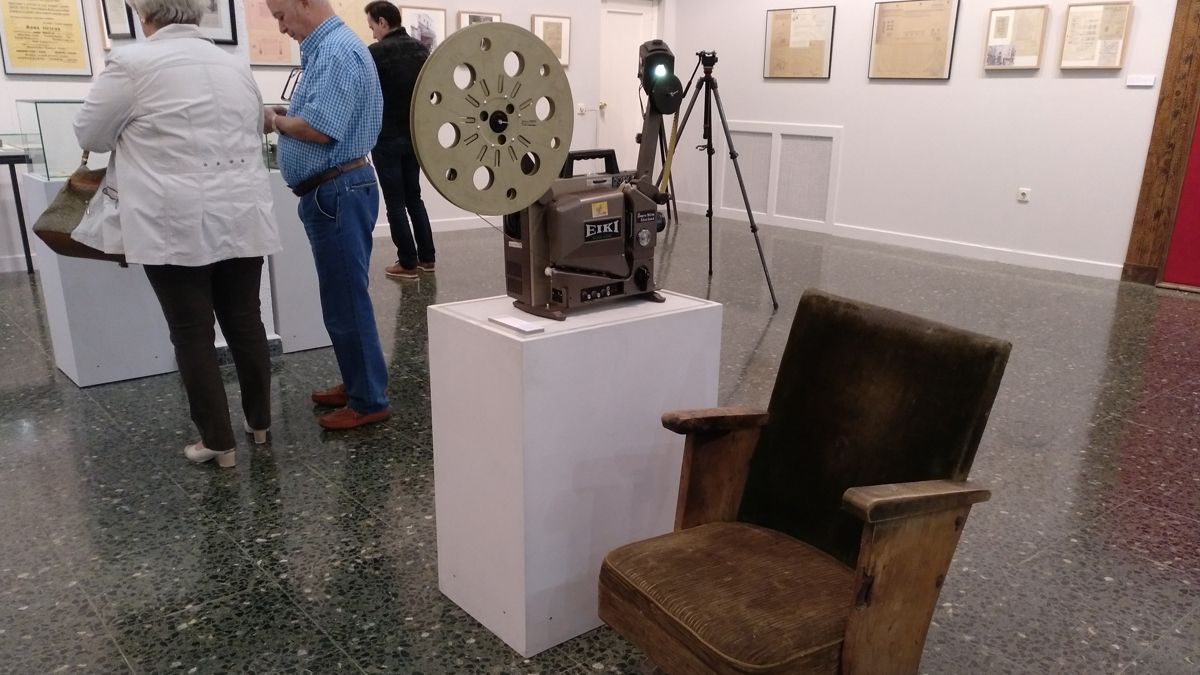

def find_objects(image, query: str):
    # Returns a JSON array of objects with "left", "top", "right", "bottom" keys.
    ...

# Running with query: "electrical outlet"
[{"left": 1017, "top": 188, "right": 1032, "bottom": 203}]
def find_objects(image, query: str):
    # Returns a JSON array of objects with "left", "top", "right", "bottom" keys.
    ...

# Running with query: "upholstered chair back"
[{"left": 738, "top": 290, "right": 1011, "bottom": 566}]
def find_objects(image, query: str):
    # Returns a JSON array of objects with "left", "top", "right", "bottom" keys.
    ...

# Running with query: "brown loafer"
[
  {"left": 385, "top": 262, "right": 419, "bottom": 280},
  {"left": 311, "top": 383, "right": 349, "bottom": 407},
  {"left": 416, "top": 261, "right": 435, "bottom": 273},
  {"left": 318, "top": 406, "right": 391, "bottom": 430}
]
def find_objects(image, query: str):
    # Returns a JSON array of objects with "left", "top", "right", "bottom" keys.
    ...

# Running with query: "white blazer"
[{"left": 73, "top": 24, "right": 281, "bottom": 266}]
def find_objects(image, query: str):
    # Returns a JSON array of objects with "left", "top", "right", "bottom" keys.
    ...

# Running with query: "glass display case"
[
  {"left": 0, "top": 132, "right": 31, "bottom": 159},
  {"left": 262, "top": 102, "right": 288, "bottom": 171},
  {"left": 16, "top": 100, "right": 109, "bottom": 179}
]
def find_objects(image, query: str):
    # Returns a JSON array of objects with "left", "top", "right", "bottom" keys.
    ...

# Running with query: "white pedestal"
[
  {"left": 267, "top": 171, "right": 330, "bottom": 353},
  {"left": 429, "top": 292, "right": 722, "bottom": 657},
  {"left": 21, "top": 173, "right": 278, "bottom": 387}
]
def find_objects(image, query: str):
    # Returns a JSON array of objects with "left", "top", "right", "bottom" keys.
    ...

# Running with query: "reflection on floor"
[{"left": 1, "top": 214, "right": 1198, "bottom": 673}]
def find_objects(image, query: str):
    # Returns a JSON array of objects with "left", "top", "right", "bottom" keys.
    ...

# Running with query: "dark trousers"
[
  {"left": 374, "top": 136, "right": 435, "bottom": 269},
  {"left": 144, "top": 257, "right": 271, "bottom": 451}
]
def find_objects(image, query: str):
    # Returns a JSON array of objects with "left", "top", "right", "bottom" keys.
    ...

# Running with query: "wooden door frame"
[{"left": 1123, "top": 1, "right": 1200, "bottom": 284}]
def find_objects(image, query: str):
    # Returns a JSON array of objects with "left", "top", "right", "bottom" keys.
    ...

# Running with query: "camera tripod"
[{"left": 667, "top": 51, "right": 778, "bottom": 310}]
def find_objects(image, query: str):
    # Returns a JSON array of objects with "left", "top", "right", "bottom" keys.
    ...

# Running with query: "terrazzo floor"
[{"left": 2, "top": 214, "right": 1199, "bottom": 673}]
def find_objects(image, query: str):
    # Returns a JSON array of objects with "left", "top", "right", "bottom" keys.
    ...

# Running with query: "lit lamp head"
[{"left": 638, "top": 40, "right": 683, "bottom": 115}]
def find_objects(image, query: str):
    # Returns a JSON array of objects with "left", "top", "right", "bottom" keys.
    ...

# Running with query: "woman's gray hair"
[{"left": 130, "top": 0, "right": 206, "bottom": 27}]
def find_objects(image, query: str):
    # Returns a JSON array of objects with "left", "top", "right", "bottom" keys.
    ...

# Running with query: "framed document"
[
  {"left": 95, "top": 0, "right": 112, "bottom": 49},
  {"left": 764, "top": 6, "right": 835, "bottom": 79},
  {"left": 0, "top": 0, "right": 93, "bottom": 76},
  {"left": 247, "top": 0, "right": 300, "bottom": 65},
  {"left": 459, "top": 11, "right": 501, "bottom": 29},
  {"left": 401, "top": 7, "right": 447, "bottom": 51},
  {"left": 327, "top": 0, "right": 373, "bottom": 43},
  {"left": 1060, "top": 2, "right": 1133, "bottom": 70},
  {"left": 198, "top": 0, "right": 237, "bottom": 45},
  {"left": 985, "top": 6, "right": 1048, "bottom": 70},
  {"left": 868, "top": 0, "right": 960, "bottom": 80},
  {"left": 101, "top": 0, "right": 136, "bottom": 40},
  {"left": 532, "top": 15, "right": 570, "bottom": 66}
]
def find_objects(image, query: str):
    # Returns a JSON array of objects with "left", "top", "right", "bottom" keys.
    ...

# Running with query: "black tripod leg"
[
  {"left": 657, "top": 117, "right": 673, "bottom": 228},
  {"left": 672, "top": 81, "right": 704, "bottom": 155},
  {"left": 655, "top": 82, "right": 704, "bottom": 252},
  {"left": 710, "top": 83, "right": 779, "bottom": 310},
  {"left": 703, "top": 79, "right": 714, "bottom": 277}
]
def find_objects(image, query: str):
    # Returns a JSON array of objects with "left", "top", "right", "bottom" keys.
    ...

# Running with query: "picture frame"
[
  {"left": 247, "top": 0, "right": 300, "bottom": 66},
  {"left": 984, "top": 5, "right": 1048, "bottom": 70},
  {"left": 1060, "top": 2, "right": 1133, "bottom": 70},
  {"left": 95, "top": 0, "right": 112, "bottom": 50},
  {"left": 401, "top": 6, "right": 447, "bottom": 52},
  {"left": 101, "top": 0, "right": 136, "bottom": 40},
  {"left": 197, "top": 0, "right": 237, "bottom": 45},
  {"left": 531, "top": 14, "right": 570, "bottom": 66},
  {"left": 458, "top": 11, "right": 502, "bottom": 30},
  {"left": 868, "top": 0, "right": 960, "bottom": 80},
  {"left": 0, "top": 0, "right": 93, "bottom": 76},
  {"left": 763, "top": 6, "right": 836, "bottom": 79}
]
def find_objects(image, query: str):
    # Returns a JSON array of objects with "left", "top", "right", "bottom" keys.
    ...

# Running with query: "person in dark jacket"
[{"left": 364, "top": 0, "right": 436, "bottom": 281}]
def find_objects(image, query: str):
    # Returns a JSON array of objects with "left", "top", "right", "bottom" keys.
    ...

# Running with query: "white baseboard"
[
  {"left": 831, "top": 222, "right": 1123, "bottom": 280},
  {"left": 0, "top": 253, "right": 34, "bottom": 275},
  {"left": 372, "top": 215, "right": 495, "bottom": 239},
  {"left": 674, "top": 199, "right": 1122, "bottom": 280}
]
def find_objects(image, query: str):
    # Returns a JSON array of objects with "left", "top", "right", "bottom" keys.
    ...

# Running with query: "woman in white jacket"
[{"left": 74, "top": 0, "right": 281, "bottom": 468}]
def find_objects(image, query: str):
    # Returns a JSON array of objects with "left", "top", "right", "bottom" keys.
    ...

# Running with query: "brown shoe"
[
  {"left": 385, "top": 261, "right": 419, "bottom": 280},
  {"left": 318, "top": 406, "right": 391, "bottom": 430},
  {"left": 416, "top": 261, "right": 435, "bottom": 273},
  {"left": 311, "top": 383, "right": 349, "bottom": 407}
]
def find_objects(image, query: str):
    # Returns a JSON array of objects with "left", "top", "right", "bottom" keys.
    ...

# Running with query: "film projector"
[{"left": 411, "top": 23, "right": 684, "bottom": 320}]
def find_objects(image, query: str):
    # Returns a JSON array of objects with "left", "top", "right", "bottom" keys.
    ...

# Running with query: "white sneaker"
[
  {"left": 243, "top": 420, "right": 269, "bottom": 445},
  {"left": 184, "top": 441, "right": 236, "bottom": 468}
]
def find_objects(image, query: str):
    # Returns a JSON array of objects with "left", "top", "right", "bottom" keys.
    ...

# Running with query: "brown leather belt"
[{"left": 292, "top": 157, "right": 369, "bottom": 197}]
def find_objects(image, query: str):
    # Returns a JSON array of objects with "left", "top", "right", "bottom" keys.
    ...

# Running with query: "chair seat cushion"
[{"left": 599, "top": 522, "right": 855, "bottom": 674}]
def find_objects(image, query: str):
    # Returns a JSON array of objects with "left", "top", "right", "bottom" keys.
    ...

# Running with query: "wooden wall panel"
[{"left": 1123, "top": 1, "right": 1200, "bottom": 284}]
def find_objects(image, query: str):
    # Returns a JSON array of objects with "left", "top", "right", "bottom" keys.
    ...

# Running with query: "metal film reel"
[{"left": 410, "top": 23, "right": 574, "bottom": 216}]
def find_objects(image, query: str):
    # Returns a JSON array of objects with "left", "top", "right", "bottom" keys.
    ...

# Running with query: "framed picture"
[
  {"left": 1060, "top": 2, "right": 1133, "bottom": 70},
  {"left": 246, "top": 0, "right": 300, "bottom": 66},
  {"left": 764, "top": 6, "right": 835, "bottom": 79},
  {"left": 985, "top": 6, "right": 1048, "bottom": 70},
  {"left": 868, "top": 0, "right": 960, "bottom": 80},
  {"left": 101, "top": 0, "right": 136, "bottom": 39},
  {"left": 459, "top": 11, "right": 502, "bottom": 30},
  {"left": 401, "top": 6, "right": 447, "bottom": 51},
  {"left": 0, "top": 0, "right": 93, "bottom": 76},
  {"left": 197, "top": 0, "right": 237, "bottom": 45},
  {"left": 95, "top": 0, "right": 112, "bottom": 49},
  {"left": 531, "top": 14, "right": 570, "bottom": 66}
]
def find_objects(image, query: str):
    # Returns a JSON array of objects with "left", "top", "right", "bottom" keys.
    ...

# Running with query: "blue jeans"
[
  {"left": 373, "top": 136, "right": 435, "bottom": 269},
  {"left": 299, "top": 164, "right": 389, "bottom": 414}
]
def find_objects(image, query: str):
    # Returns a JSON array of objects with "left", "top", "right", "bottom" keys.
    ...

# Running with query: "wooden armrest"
[
  {"left": 842, "top": 480, "right": 990, "bottom": 673},
  {"left": 842, "top": 480, "right": 990, "bottom": 523},
  {"left": 670, "top": 409, "right": 766, "bottom": 530},
  {"left": 662, "top": 406, "right": 769, "bottom": 435}
]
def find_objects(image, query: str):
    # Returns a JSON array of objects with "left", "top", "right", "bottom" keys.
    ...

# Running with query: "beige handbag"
[{"left": 31, "top": 151, "right": 127, "bottom": 265}]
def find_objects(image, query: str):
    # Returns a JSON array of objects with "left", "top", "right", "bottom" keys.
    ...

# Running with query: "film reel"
[{"left": 410, "top": 23, "right": 574, "bottom": 216}]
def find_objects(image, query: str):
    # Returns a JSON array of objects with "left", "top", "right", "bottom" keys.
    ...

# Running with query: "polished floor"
[{"left": 2, "top": 214, "right": 1199, "bottom": 674}]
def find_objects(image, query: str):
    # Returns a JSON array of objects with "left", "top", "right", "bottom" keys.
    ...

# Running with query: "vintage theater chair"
[{"left": 598, "top": 289, "right": 1011, "bottom": 674}]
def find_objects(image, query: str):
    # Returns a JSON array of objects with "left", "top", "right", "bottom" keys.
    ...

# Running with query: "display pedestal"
[
  {"left": 429, "top": 292, "right": 722, "bottom": 657},
  {"left": 21, "top": 173, "right": 279, "bottom": 387},
  {"left": 267, "top": 171, "right": 330, "bottom": 353}
]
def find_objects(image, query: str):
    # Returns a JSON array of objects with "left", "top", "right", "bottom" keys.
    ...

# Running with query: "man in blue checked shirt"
[{"left": 264, "top": 0, "right": 391, "bottom": 430}]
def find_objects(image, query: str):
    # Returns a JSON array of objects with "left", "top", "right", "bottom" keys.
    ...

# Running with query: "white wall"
[
  {"left": 0, "top": 0, "right": 605, "bottom": 271},
  {"left": 661, "top": 0, "right": 1177, "bottom": 278},
  {"left": 4, "top": 1, "right": 1177, "bottom": 278}
]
